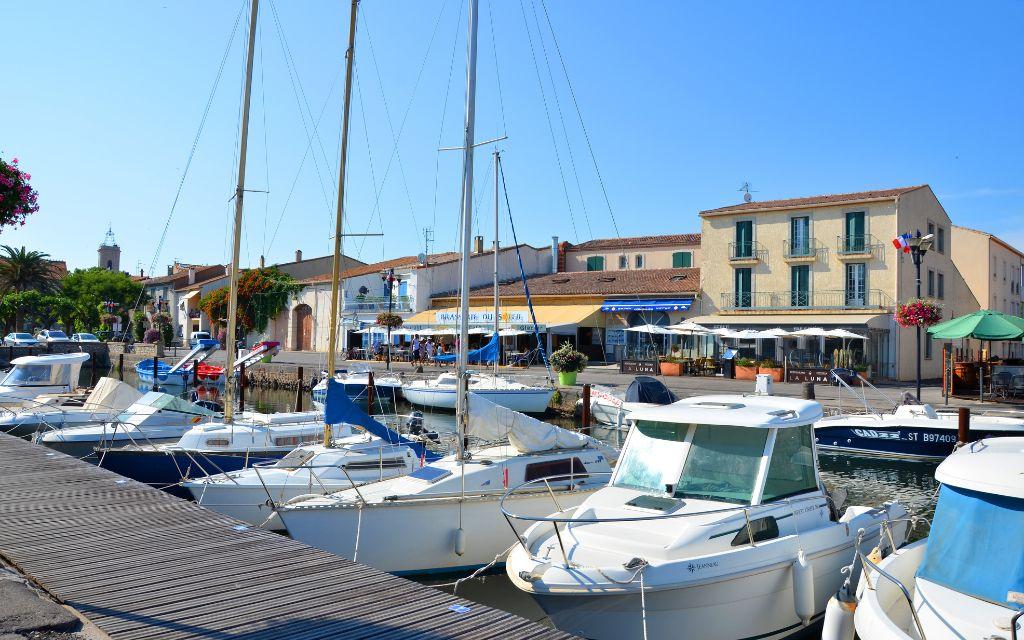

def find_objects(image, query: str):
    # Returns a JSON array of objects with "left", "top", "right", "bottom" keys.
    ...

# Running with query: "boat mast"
[
  {"left": 456, "top": 0, "right": 481, "bottom": 459},
  {"left": 222, "top": 0, "right": 260, "bottom": 425},
  {"left": 324, "top": 0, "right": 359, "bottom": 446},
  {"left": 492, "top": 149, "right": 500, "bottom": 375}
]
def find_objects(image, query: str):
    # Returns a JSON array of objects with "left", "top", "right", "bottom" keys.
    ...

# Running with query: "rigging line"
[
  {"left": 267, "top": 0, "right": 335, "bottom": 217},
  {"left": 486, "top": 0, "right": 508, "bottom": 138},
  {"left": 352, "top": 0, "right": 448, "bottom": 258},
  {"left": 352, "top": 63, "right": 382, "bottom": 257},
  {"left": 122, "top": 0, "right": 247, "bottom": 341},
  {"left": 539, "top": 0, "right": 620, "bottom": 238},
  {"left": 265, "top": 66, "right": 343, "bottom": 253},
  {"left": 516, "top": 0, "right": 579, "bottom": 243},
  {"left": 431, "top": 0, "right": 467, "bottom": 248},
  {"left": 529, "top": 0, "right": 593, "bottom": 239}
]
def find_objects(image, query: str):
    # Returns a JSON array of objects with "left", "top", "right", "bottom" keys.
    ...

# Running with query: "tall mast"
[
  {"left": 456, "top": 0, "right": 481, "bottom": 458},
  {"left": 324, "top": 0, "right": 359, "bottom": 445},
  {"left": 492, "top": 149, "right": 500, "bottom": 375},
  {"left": 222, "top": 0, "right": 260, "bottom": 424}
]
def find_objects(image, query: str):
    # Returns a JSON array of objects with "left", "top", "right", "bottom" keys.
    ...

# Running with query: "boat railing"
[
  {"left": 851, "top": 521, "right": 929, "bottom": 640},
  {"left": 500, "top": 472, "right": 878, "bottom": 569},
  {"left": 830, "top": 368, "right": 900, "bottom": 417}
]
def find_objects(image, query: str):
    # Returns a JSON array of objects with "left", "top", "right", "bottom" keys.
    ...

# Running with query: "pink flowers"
[
  {"left": 895, "top": 298, "right": 943, "bottom": 328},
  {"left": 0, "top": 155, "right": 40, "bottom": 230}
]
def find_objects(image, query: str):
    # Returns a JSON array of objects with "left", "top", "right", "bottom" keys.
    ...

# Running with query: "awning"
[
  {"left": 178, "top": 290, "right": 200, "bottom": 304},
  {"left": 600, "top": 298, "right": 693, "bottom": 312},
  {"left": 687, "top": 313, "right": 889, "bottom": 328},
  {"left": 406, "top": 304, "right": 603, "bottom": 329}
]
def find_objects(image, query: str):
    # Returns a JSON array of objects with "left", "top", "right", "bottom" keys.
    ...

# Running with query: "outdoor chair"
[
  {"left": 991, "top": 372, "right": 1013, "bottom": 398},
  {"left": 1009, "top": 375, "right": 1024, "bottom": 398}
]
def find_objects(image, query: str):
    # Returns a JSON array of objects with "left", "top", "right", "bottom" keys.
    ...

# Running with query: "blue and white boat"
[
  {"left": 134, "top": 339, "right": 222, "bottom": 387},
  {"left": 311, "top": 365, "right": 402, "bottom": 407}
]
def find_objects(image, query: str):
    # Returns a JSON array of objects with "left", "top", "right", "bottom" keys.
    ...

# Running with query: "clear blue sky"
[{"left": 2, "top": 1, "right": 1022, "bottom": 273}]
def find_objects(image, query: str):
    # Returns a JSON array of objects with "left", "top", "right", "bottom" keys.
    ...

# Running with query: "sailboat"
[{"left": 277, "top": 0, "right": 614, "bottom": 576}]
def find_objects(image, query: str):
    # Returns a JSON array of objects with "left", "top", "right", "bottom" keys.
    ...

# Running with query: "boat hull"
[
  {"left": 814, "top": 423, "right": 1017, "bottom": 460},
  {"left": 311, "top": 382, "right": 401, "bottom": 405},
  {"left": 403, "top": 387, "right": 553, "bottom": 413},
  {"left": 0, "top": 412, "right": 113, "bottom": 440},
  {"left": 98, "top": 449, "right": 282, "bottom": 499}
]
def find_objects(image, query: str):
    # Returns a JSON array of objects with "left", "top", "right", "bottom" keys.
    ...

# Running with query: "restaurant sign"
[
  {"left": 435, "top": 310, "right": 529, "bottom": 325},
  {"left": 620, "top": 359, "right": 659, "bottom": 375}
]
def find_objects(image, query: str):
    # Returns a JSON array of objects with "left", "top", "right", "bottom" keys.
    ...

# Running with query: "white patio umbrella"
[
  {"left": 710, "top": 327, "right": 735, "bottom": 336},
  {"left": 625, "top": 324, "right": 675, "bottom": 334},
  {"left": 753, "top": 327, "right": 792, "bottom": 338},
  {"left": 828, "top": 328, "right": 868, "bottom": 341},
  {"left": 665, "top": 321, "right": 710, "bottom": 334},
  {"left": 467, "top": 327, "right": 492, "bottom": 335},
  {"left": 499, "top": 328, "right": 530, "bottom": 337},
  {"left": 721, "top": 329, "right": 762, "bottom": 340},
  {"left": 787, "top": 327, "right": 831, "bottom": 337}
]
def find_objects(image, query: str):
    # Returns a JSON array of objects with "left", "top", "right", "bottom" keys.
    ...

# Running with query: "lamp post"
[
  {"left": 907, "top": 230, "right": 934, "bottom": 401},
  {"left": 381, "top": 268, "right": 396, "bottom": 371}
]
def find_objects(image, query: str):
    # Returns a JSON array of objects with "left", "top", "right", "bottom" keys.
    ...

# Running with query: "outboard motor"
[{"left": 406, "top": 410, "right": 439, "bottom": 442}]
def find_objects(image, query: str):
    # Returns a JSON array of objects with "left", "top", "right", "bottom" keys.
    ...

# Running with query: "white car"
[
  {"left": 3, "top": 333, "right": 39, "bottom": 346},
  {"left": 35, "top": 330, "right": 72, "bottom": 343},
  {"left": 71, "top": 333, "right": 101, "bottom": 343}
]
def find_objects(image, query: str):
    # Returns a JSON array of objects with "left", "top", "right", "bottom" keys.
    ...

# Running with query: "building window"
[
  {"left": 927, "top": 221, "right": 935, "bottom": 240},
  {"left": 790, "top": 216, "right": 811, "bottom": 256},
  {"left": 927, "top": 269, "right": 935, "bottom": 297},
  {"left": 844, "top": 211, "right": 866, "bottom": 252},
  {"left": 635, "top": 254, "right": 644, "bottom": 269},
  {"left": 617, "top": 254, "right": 627, "bottom": 269},
  {"left": 937, "top": 227, "right": 945, "bottom": 254},
  {"left": 586, "top": 256, "right": 605, "bottom": 271},
  {"left": 846, "top": 263, "right": 866, "bottom": 306},
  {"left": 672, "top": 251, "right": 692, "bottom": 268},
  {"left": 937, "top": 272, "right": 945, "bottom": 299},
  {"left": 790, "top": 265, "right": 810, "bottom": 307},
  {"left": 735, "top": 220, "right": 753, "bottom": 258},
  {"left": 734, "top": 268, "right": 752, "bottom": 308}
]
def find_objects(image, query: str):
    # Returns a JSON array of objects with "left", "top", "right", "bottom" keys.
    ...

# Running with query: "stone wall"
[{"left": 0, "top": 342, "right": 110, "bottom": 368}]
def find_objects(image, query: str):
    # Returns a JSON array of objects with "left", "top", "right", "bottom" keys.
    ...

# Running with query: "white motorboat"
[
  {"left": 402, "top": 372, "right": 554, "bottom": 413},
  {"left": 276, "top": 393, "right": 616, "bottom": 575},
  {"left": 0, "top": 352, "right": 90, "bottom": 408},
  {"left": 0, "top": 376, "right": 142, "bottom": 439},
  {"left": 580, "top": 376, "right": 676, "bottom": 427},
  {"left": 311, "top": 366, "right": 403, "bottom": 406},
  {"left": 827, "top": 436, "right": 1024, "bottom": 640},
  {"left": 505, "top": 394, "right": 909, "bottom": 640},
  {"left": 36, "top": 391, "right": 219, "bottom": 458}
]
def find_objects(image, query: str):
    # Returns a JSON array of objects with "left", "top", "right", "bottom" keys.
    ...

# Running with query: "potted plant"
[
  {"left": 735, "top": 357, "right": 758, "bottom": 381},
  {"left": 551, "top": 342, "right": 587, "bottom": 386},
  {"left": 758, "top": 358, "right": 783, "bottom": 382},
  {"left": 853, "top": 363, "right": 869, "bottom": 381},
  {"left": 659, "top": 356, "right": 683, "bottom": 377}
]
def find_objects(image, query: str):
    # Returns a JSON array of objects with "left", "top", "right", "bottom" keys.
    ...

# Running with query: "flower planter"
[
  {"left": 557, "top": 371, "right": 578, "bottom": 386},
  {"left": 659, "top": 361, "right": 683, "bottom": 376},
  {"left": 735, "top": 365, "right": 758, "bottom": 381},
  {"left": 760, "top": 367, "right": 783, "bottom": 382}
]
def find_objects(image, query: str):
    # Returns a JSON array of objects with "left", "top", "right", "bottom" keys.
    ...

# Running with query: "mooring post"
[
  {"left": 192, "top": 359, "right": 199, "bottom": 388},
  {"left": 367, "top": 370, "right": 376, "bottom": 413},
  {"left": 957, "top": 406, "right": 971, "bottom": 444},
  {"left": 238, "top": 363, "right": 246, "bottom": 409},
  {"left": 152, "top": 356, "right": 160, "bottom": 392},
  {"left": 294, "top": 366, "right": 304, "bottom": 412},
  {"left": 581, "top": 383, "right": 591, "bottom": 434},
  {"left": 118, "top": 353, "right": 124, "bottom": 381},
  {"left": 90, "top": 355, "right": 98, "bottom": 386}
]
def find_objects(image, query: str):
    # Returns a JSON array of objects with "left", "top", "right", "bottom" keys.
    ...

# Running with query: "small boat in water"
[
  {"left": 0, "top": 377, "right": 142, "bottom": 439},
  {"left": 824, "top": 437, "right": 1024, "bottom": 640},
  {"left": 505, "top": 394, "right": 909, "bottom": 640},
  {"left": 311, "top": 365, "right": 402, "bottom": 406},
  {"left": 402, "top": 372, "right": 554, "bottom": 413},
  {"left": 0, "top": 352, "right": 91, "bottom": 408},
  {"left": 580, "top": 376, "right": 676, "bottom": 427}
]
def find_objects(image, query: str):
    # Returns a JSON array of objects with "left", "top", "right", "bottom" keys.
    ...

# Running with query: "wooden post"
[
  {"left": 7, "top": 345, "right": 12, "bottom": 364},
  {"left": 957, "top": 407, "right": 971, "bottom": 445},
  {"left": 118, "top": 353, "right": 124, "bottom": 381},
  {"left": 366, "top": 370, "right": 376, "bottom": 414},
  {"left": 90, "top": 355, "right": 98, "bottom": 386},
  {"left": 192, "top": 359, "right": 199, "bottom": 388},
  {"left": 294, "top": 366, "right": 304, "bottom": 412},
  {"left": 238, "top": 362, "right": 246, "bottom": 409},
  {"left": 152, "top": 356, "right": 160, "bottom": 392},
  {"left": 581, "top": 384, "right": 591, "bottom": 434}
]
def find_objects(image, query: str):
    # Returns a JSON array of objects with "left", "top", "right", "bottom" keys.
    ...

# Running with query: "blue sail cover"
[
  {"left": 323, "top": 379, "right": 440, "bottom": 461},
  {"left": 434, "top": 332, "right": 499, "bottom": 364},
  {"left": 917, "top": 484, "right": 1024, "bottom": 610}
]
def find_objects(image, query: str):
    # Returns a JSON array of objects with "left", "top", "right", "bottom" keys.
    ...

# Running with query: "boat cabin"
[{"left": 0, "top": 352, "right": 90, "bottom": 403}]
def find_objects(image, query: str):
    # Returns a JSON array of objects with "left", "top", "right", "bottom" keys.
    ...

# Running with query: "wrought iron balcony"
[
  {"left": 342, "top": 295, "right": 412, "bottom": 312},
  {"left": 783, "top": 238, "right": 822, "bottom": 261},
  {"left": 728, "top": 241, "right": 767, "bottom": 262},
  {"left": 836, "top": 233, "right": 881, "bottom": 257},
  {"left": 720, "top": 289, "right": 894, "bottom": 311}
]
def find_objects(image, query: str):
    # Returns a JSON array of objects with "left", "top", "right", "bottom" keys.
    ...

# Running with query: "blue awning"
[{"left": 600, "top": 298, "right": 693, "bottom": 312}]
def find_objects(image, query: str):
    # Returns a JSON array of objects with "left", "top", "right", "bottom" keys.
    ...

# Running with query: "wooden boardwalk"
[{"left": 0, "top": 433, "right": 577, "bottom": 640}]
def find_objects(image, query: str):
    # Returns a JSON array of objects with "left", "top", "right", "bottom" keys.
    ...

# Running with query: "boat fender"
[
  {"left": 821, "top": 594, "right": 856, "bottom": 640},
  {"left": 453, "top": 527, "right": 466, "bottom": 556},
  {"left": 793, "top": 549, "right": 815, "bottom": 625}
]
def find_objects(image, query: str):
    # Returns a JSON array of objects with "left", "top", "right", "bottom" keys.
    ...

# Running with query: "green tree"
[
  {"left": 60, "top": 268, "right": 146, "bottom": 333},
  {"left": 132, "top": 310, "right": 147, "bottom": 342},
  {"left": 0, "top": 245, "right": 59, "bottom": 294}
]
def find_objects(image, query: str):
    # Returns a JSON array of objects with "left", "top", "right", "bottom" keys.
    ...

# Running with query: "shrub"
[
  {"left": 735, "top": 357, "right": 756, "bottom": 368},
  {"left": 550, "top": 342, "right": 587, "bottom": 373},
  {"left": 160, "top": 322, "right": 173, "bottom": 347},
  {"left": 757, "top": 358, "right": 779, "bottom": 369},
  {"left": 143, "top": 328, "right": 160, "bottom": 344},
  {"left": 132, "top": 311, "right": 147, "bottom": 342}
]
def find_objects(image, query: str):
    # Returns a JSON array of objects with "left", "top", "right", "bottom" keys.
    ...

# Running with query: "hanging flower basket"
[
  {"left": 375, "top": 312, "right": 403, "bottom": 330},
  {"left": 0, "top": 156, "right": 40, "bottom": 230},
  {"left": 894, "top": 298, "right": 943, "bottom": 329}
]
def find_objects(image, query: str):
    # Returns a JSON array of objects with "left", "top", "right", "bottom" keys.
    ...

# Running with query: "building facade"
[
  {"left": 559, "top": 233, "right": 701, "bottom": 272},
  {"left": 952, "top": 225, "right": 1024, "bottom": 359}
]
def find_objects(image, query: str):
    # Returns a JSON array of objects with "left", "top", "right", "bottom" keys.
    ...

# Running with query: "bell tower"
[{"left": 98, "top": 225, "right": 120, "bottom": 272}]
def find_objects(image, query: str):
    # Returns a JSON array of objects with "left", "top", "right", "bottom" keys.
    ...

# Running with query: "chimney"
[
  {"left": 473, "top": 236, "right": 484, "bottom": 254},
  {"left": 259, "top": 255, "right": 265, "bottom": 268},
  {"left": 558, "top": 241, "right": 569, "bottom": 272},
  {"left": 167, "top": 265, "right": 174, "bottom": 276},
  {"left": 295, "top": 249, "right": 303, "bottom": 262},
  {"left": 188, "top": 267, "right": 196, "bottom": 285},
  {"left": 551, "top": 236, "right": 559, "bottom": 273}
]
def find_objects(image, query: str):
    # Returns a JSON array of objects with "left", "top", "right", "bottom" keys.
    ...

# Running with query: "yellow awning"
[{"left": 406, "top": 304, "right": 603, "bottom": 328}]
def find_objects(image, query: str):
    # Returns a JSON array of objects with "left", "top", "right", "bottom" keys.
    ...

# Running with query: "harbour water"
[{"left": 100, "top": 369, "right": 941, "bottom": 628}]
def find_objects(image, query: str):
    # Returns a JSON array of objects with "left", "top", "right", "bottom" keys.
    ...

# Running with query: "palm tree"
[{"left": 0, "top": 245, "right": 58, "bottom": 294}]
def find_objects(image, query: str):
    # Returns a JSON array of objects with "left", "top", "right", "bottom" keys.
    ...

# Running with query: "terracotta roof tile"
[
  {"left": 437, "top": 267, "right": 700, "bottom": 299},
  {"left": 699, "top": 185, "right": 926, "bottom": 216},
  {"left": 568, "top": 233, "right": 701, "bottom": 251},
  {"left": 300, "top": 245, "right": 541, "bottom": 284}
]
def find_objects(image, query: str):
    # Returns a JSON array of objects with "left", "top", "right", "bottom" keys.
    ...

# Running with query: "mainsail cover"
[
  {"left": 434, "top": 332, "right": 499, "bottom": 364},
  {"left": 82, "top": 377, "right": 143, "bottom": 412},
  {"left": 468, "top": 392, "right": 618, "bottom": 459}
]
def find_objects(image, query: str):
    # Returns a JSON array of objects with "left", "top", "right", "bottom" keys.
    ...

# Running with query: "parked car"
[
  {"left": 71, "top": 333, "right": 101, "bottom": 343},
  {"left": 35, "top": 330, "right": 72, "bottom": 343},
  {"left": 189, "top": 331, "right": 214, "bottom": 348},
  {"left": 3, "top": 333, "right": 39, "bottom": 346}
]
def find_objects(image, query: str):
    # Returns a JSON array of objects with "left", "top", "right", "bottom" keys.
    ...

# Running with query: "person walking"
[
  {"left": 411, "top": 336, "right": 421, "bottom": 363},
  {"left": 426, "top": 337, "right": 436, "bottom": 363}
]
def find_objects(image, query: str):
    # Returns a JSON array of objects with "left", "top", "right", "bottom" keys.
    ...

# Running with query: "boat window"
[
  {"left": 731, "top": 516, "right": 779, "bottom": 546},
  {"left": 344, "top": 458, "right": 408, "bottom": 470},
  {"left": 524, "top": 457, "right": 586, "bottom": 482},
  {"left": 761, "top": 425, "right": 818, "bottom": 502},
  {"left": 205, "top": 438, "right": 230, "bottom": 447},
  {"left": 674, "top": 425, "right": 768, "bottom": 504},
  {"left": 612, "top": 420, "right": 689, "bottom": 493},
  {"left": 274, "top": 433, "right": 322, "bottom": 447},
  {"left": 409, "top": 466, "right": 452, "bottom": 483},
  {"left": 2, "top": 364, "right": 55, "bottom": 385},
  {"left": 277, "top": 448, "right": 315, "bottom": 469}
]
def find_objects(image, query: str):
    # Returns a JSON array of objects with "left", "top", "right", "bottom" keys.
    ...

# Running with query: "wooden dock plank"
[{"left": 0, "top": 433, "right": 576, "bottom": 640}]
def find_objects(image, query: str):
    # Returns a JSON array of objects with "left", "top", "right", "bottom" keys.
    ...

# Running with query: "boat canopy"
[
  {"left": 82, "top": 377, "right": 143, "bottom": 412},
  {"left": 127, "top": 391, "right": 219, "bottom": 417},
  {"left": 624, "top": 376, "right": 675, "bottom": 405},
  {"left": 2, "top": 352, "right": 90, "bottom": 387},
  {"left": 9, "top": 352, "right": 90, "bottom": 367},
  {"left": 935, "top": 437, "right": 1024, "bottom": 499},
  {"left": 630, "top": 395, "right": 821, "bottom": 428},
  {"left": 434, "top": 332, "right": 499, "bottom": 364}
]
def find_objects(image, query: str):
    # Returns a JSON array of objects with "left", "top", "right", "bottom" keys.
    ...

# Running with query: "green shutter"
[
  {"left": 672, "top": 252, "right": 692, "bottom": 268},
  {"left": 587, "top": 256, "right": 604, "bottom": 271}
]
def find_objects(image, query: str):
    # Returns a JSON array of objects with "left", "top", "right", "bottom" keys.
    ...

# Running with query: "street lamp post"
[
  {"left": 907, "top": 230, "right": 934, "bottom": 401},
  {"left": 381, "top": 268, "right": 396, "bottom": 371}
]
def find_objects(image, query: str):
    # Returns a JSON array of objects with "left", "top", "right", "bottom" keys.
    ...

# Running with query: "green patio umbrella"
[{"left": 927, "top": 310, "right": 1024, "bottom": 401}]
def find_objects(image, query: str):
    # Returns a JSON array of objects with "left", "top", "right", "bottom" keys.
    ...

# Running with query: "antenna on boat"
[
  {"left": 222, "top": 0, "right": 260, "bottom": 425},
  {"left": 323, "top": 0, "right": 359, "bottom": 445}
]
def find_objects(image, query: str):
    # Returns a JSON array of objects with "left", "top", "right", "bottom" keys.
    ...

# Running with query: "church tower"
[{"left": 98, "top": 225, "right": 121, "bottom": 272}]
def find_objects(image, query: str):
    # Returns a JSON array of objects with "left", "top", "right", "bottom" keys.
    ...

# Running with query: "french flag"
[{"left": 892, "top": 233, "right": 911, "bottom": 253}]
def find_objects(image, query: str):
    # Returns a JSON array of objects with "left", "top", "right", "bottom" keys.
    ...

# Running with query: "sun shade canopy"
[{"left": 927, "top": 309, "right": 1024, "bottom": 341}]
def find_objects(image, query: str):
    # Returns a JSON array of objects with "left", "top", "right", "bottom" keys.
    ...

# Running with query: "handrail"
[
  {"left": 853, "top": 526, "right": 927, "bottom": 640},
  {"left": 829, "top": 368, "right": 899, "bottom": 417}
]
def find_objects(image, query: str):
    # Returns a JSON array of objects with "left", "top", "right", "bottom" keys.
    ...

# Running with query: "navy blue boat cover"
[
  {"left": 434, "top": 332, "right": 499, "bottom": 364},
  {"left": 917, "top": 484, "right": 1024, "bottom": 610},
  {"left": 323, "top": 379, "right": 440, "bottom": 462},
  {"left": 625, "top": 376, "right": 676, "bottom": 405}
]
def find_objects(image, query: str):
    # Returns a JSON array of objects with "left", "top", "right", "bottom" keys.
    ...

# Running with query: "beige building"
[
  {"left": 692, "top": 185, "right": 978, "bottom": 381},
  {"left": 951, "top": 225, "right": 1024, "bottom": 359},
  {"left": 559, "top": 233, "right": 701, "bottom": 272}
]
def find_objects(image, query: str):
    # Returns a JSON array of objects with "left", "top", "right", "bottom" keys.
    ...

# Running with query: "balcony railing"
[
  {"left": 342, "top": 295, "right": 412, "bottom": 312},
  {"left": 720, "top": 289, "right": 893, "bottom": 311},
  {"left": 728, "top": 240, "right": 767, "bottom": 262},
  {"left": 783, "top": 238, "right": 822, "bottom": 260},
  {"left": 836, "top": 233, "right": 881, "bottom": 256}
]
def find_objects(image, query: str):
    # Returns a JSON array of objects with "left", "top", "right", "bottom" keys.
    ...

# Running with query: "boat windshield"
[
  {"left": 2, "top": 363, "right": 68, "bottom": 386},
  {"left": 613, "top": 420, "right": 768, "bottom": 504}
]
